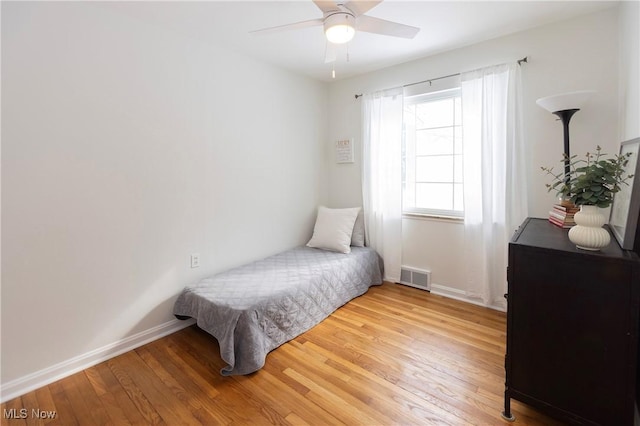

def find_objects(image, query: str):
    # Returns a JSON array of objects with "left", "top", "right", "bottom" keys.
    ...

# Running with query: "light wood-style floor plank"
[{"left": 2, "top": 282, "right": 565, "bottom": 425}]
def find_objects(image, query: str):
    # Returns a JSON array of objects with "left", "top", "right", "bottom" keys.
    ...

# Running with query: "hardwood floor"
[{"left": 1, "top": 282, "right": 564, "bottom": 425}]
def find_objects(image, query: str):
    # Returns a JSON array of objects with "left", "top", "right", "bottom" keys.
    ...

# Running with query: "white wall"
[
  {"left": 1, "top": 2, "right": 328, "bottom": 393},
  {"left": 327, "top": 7, "right": 621, "bottom": 302},
  {"left": 619, "top": 0, "right": 640, "bottom": 141}
]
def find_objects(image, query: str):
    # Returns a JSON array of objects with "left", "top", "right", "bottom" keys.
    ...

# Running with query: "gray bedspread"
[{"left": 173, "top": 246, "right": 382, "bottom": 375}]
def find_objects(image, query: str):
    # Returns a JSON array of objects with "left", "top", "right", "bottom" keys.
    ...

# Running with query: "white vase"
[{"left": 568, "top": 205, "right": 610, "bottom": 251}]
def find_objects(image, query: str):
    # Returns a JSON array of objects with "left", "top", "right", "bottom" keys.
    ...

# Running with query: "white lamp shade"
[
  {"left": 536, "top": 90, "right": 596, "bottom": 113},
  {"left": 324, "top": 13, "right": 355, "bottom": 44}
]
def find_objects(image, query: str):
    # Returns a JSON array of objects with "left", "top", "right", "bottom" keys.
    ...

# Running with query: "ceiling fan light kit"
[
  {"left": 251, "top": 0, "right": 420, "bottom": 76},
  {"left": 324, "top": 12, "right": 356, "bottom": 44}
]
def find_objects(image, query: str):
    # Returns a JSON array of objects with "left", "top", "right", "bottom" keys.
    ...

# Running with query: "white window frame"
[{"left": 402, "top": 87, "right": 463, "bottom": 219}]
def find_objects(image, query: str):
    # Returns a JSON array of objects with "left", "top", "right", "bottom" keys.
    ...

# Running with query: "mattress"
[{"left": 173, "top": 246, "right": 383, "bottom": 375}]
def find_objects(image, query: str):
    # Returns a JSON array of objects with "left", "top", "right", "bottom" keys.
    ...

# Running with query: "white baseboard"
[
  {"left": 0, "top": 317, "right": 196, "bottom": 403},
  {"left": 429, "top": 283, "right": 506, "bottom": 312}
]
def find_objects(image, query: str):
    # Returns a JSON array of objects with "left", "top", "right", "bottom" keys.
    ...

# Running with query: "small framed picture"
[
  {"left": 336, "top": 139, "right": 354, "bottom": 164},
  {"left": 609, "top": 137, "right": 640, "bottom": 250}
]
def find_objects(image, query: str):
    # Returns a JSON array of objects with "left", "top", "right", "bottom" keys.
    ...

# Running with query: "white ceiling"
[{"left": 99, "top": 0, "right": 617, "bottom": 82}]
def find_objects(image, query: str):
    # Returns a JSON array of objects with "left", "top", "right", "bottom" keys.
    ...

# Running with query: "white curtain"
[
  {"left": 461, "top": 63, "right": 528, "bottom": 309},
  {"left": 362, "top": 88, "right": 404, "bottom": 282}
]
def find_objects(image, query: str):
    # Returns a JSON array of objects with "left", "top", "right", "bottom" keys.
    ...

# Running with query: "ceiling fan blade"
[
  {"left": 250, "top": 18, "right": 324, "bottom": 35},
  {"left": 356, "top": 15, "right": 420, "bottom": 39},
  {"left": 343, "top": 1, "right": 382, "bottom": 17},
  {"left": 324, "top": 43, "right": 337, "bottom": 63},
  {"left": 313, "top": 0, "right": 339, "bottom": 14}
]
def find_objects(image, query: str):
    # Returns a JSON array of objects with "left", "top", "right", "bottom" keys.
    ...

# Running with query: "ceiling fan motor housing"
[{"left": 324, "top": 11, "right": 356, "bottom": 44}]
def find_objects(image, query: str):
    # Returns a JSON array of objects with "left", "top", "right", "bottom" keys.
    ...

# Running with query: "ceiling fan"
[{"left": 251, "top": 1, "right": 420, "bottom": 63}]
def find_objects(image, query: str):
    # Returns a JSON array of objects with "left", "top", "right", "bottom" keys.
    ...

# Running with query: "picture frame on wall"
[
  {"left": 335, "top": 139, "right": 354, "bottom": 164},
  {"left": 609, "top": 137, "right": 640, "bottom": 250}
]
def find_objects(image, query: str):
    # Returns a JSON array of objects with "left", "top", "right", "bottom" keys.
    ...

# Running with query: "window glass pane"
[
  {"left": 403, "top": 157, "right": 416, "bottom": 209},
  {"left": 402, "top": 89, "right": 463, "bottom": 216},
  {"left": 454, "top": 126, "right": 462, "bottom": 153},
  {"left": 453, "top": 183, "right": 464, "bottom": 211},
  {"left": 453, "top": 155, "right": 463, "bottom": 183},
  {"left": 416, "top": 156, "right": 453, "bottom": 182},
  {"left": 416, "top": 183, "right": 454, "bottom": 210},
  {"left": 416, "top": 128, "right": 454, "bottom": 156},
  {"left": 403, "top": 119, "right": 416, "bottom": 184},
  {"left": 416, "top": 98, "right": 454, "bottom": 128}
]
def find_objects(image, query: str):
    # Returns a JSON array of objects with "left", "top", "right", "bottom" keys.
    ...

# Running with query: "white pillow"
[
  {"left": 351, "top": 210, "right": 365, "bottom": 247},
  {"left": 307, "top": 206, "right": 360, "bottom": 253}
]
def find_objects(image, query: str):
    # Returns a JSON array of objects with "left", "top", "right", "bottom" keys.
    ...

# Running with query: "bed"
[{"left": 173, "top": 245, "right": 382, "bottom": 376}]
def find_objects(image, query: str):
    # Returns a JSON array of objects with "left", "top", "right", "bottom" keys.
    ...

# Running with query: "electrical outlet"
[{"left": 190, "top": 253, "right": 200, "bottom": 268}]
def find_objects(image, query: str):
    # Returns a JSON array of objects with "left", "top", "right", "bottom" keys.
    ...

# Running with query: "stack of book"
[{"left": 548, "top": 204, "right": 579, "bottom": 228}]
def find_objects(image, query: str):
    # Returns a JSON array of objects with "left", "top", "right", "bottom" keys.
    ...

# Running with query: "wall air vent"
[{"left": 398, "top": 266, "right": 431, "bottom": 291}]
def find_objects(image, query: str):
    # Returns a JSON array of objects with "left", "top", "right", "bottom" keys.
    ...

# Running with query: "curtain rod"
[{"left": 354, "top": 56, "right": 528, "bottom": 99}]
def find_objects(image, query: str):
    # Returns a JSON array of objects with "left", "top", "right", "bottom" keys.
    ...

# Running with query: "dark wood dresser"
[{"left": 503, "top": 218, "right": 640, "bottom": 425}]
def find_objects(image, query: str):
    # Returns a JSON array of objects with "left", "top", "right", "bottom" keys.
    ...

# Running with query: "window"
[{"left": 402, "top": 87, "right": 463, "bottom": 218}]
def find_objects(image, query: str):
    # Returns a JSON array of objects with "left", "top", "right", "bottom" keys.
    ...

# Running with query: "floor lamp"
[{"left": 536, "top": 90, "right": 596, "bottom": 185}]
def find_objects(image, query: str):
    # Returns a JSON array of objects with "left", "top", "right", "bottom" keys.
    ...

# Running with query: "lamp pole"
[{"left": 552, "top": 108, "right": 579, "bottom": 185}]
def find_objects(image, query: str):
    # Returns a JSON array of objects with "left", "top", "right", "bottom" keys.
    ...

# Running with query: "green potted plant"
[{"left": 542, "top": 146, "right": 634, "bottom": 250}]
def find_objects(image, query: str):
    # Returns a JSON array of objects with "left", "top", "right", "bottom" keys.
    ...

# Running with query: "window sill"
[{"left": 403, "top": 212, "right": 464, "bottom": 223}]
